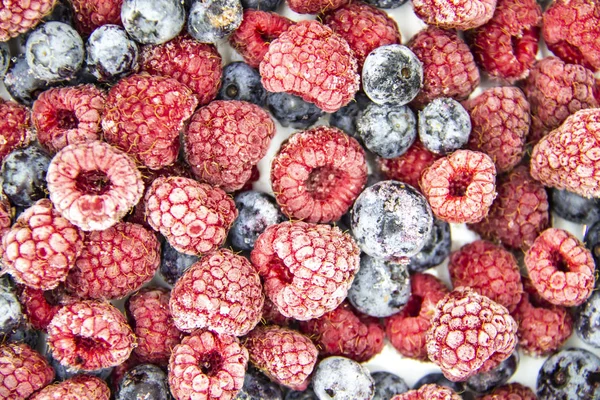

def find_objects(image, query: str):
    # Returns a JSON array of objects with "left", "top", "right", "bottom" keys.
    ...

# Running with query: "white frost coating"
[
  {"left": 313, "top": 357, "right": 375, "bottom": 400},
  {"left": 86, "top": 25, "right": 138, "bottom": 78},
  {"left": 121, "top": 0, "right": 185, "bottom": 45}
]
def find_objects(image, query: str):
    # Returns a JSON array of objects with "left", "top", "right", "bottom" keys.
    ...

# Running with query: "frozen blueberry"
[
  {"left": 266, "top": 92, "right": 324, "bottom": 129},
  {"left": 116, "top": 364, "right": 172, "bottom": 400},
  {"left": 0, "top": 42, "right": 9, "bottom": 79},
  {"left": 418, "top": 98, "right": 471, "bottom": 155},
  {"left": 371, "top": 371, "right": 408, "bottom": 400},
  {"left": 576, "top": 290, "right": 600, "bottom": 347},
  {"left": 347, "top": 254, "right": 411, "bottom": 318},
  {"left": 217, "top": 62, "right": 267, "bottom": 106},
  {"left": 188, "top": 0, "right": 243, "bottom": 43},
  {"left": 235, "top": 365, "right": 283, "bottom": 399},
  {"left": 537, "top": 348, "right": 600, "bottom": 400},
  {"left": 362, "top": 44, "right": 423, "bottom": 106},
  {"left": 0, "top": 277, "right": 23, "bottom": 338},
  {"left": 550, "top": 189, "right": 600, "bottom": 224},
  {"left": 121, "top": 0, "right": 185, "bottom": 45},
  {"left": 466, "top": 352, "right": 519, "bottom": 393},
  {"left": 285, "top": 388, "right": 318, "bottom": 400},
  {"left": 86, "top": 25, "right": 139, "bottom": 82},
  {"left": 407, "top": 217, "right": 451, "bottom": 273},
  {"left": 42, "top": 0, "right": 74, "bottom": 24},
  {"left": 160, "top": 240, "right": 200, "bottom": 285},
  {"left": 7, "top": 323, "right": 40, "bottom": 349},
  {"left": 363, "top": 0, "right": 409, "bottom": 9},
  {"left": 1, "top": 145, "right": 51, "bottom": 208},
  {"left": 414, "top": 373, "right": 470, "bottom": 399},
  {"left": 47, "top": 351, "right": 113, "bottom": 381},
  {"left": 584, "top": 220, "right": 600, "bottom": 281},
  {"left": 329, "top": 92, "right": 372, "bottom": 139},
  {"left": 3, "top": 54, "right": 50, "bottom": 106},
  {"left": 312, "top": 357, "right": 375, "bottom": 400},
  {"left": 241, "top": 0, "right": 283, "bottom": 10}
]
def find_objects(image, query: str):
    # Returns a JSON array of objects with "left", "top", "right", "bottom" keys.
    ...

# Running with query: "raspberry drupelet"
[
  {"left": 377, "top": 141, "right": 441, "bottom": 191},
  {"left": 0, "top": 100, "right": 32, "bottom": 163},
  {"left": 478, "top": 382, "right": 537, "bottom": 400},
  {"left": 29, "top": 375, "right": 110, "bottom": 400},
  {"left": 0, "top": 0, "right": 56, "bottom": 41},
  {"left": 412, "top": 0, "right": 496, "bottom": 31},
  {"left": 70, "top": 0, "right": 123, "bottom": 36},
  {"left": 16, "top": 285, "right": 65, "bottom": 331},
  {"left": 271, "top": 126, "right": 367, "bottom": 223},
  {"left": 391, "top": 383, "right": 462, "bottom": 400},
  {"left": 0, "top": 343, "right": 55, "bottom": 399}
]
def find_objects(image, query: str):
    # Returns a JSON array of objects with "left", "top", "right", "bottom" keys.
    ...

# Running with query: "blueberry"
[
  {"left": 576, "top": 290, "right": 600, "bottom": 347},
  {"left": 312, "top": 357, "right": 375, "bottom": 400},
  {"left": 217, "top": 62, "right": 267, "bottom": 106},
  {"left": 3, "top": 54, "right": 50, "bottom": 106},
  {"left": 86, "top": 25, "right": 139, "bottom": 82},
  {"left": 347, "top": 254, "right": 411, "bottom": 318},
  {"left": 160, "top": 240, "right": 200, "bottom": 285},
  {"left": 0, "top": 42, "right": 9, "bottom": 78},
  {"left": 363, "top": 0, "right": 409, "bottom": 9},
  {"left": 550, "top": 189, "right": 600, "bottom": 224},
  {"left": 413, "top": 373, "right": 470, "bottom": 399},
  {"left": 235, "top": 365, "right": 283, "bottom": 399},
  {"left": 266, "top": 92, "right": 324, "bottom": 129},
  {"left": 362, "top": 44, "right": 423, "bottom": 106},
  {"left": 241, "top": 0, "right": 283, "bottom": 10},
  {"left": 188, "top": 0, "right": 243, "bottom": 44},
  {"left": 285, "top": 388, "right": 318, "bottom": 400},
  {"left": 47, "top": 350, "right": 113, "bottom": 381},
  {"left": 1, "top": 145, "right": 51, "bottom": 208},
  {"left": 42, "top": 0, "right": 74, "bottom": 25},
  {"left": 7, "top": 323, "right": 40, "bottom": 349},
  {"left": 466, "top": 352, "right": 519, "bottom": 393},
  {"left": 329, "top": 92, "right": 372, "bottom": 140},
  {"left": 407, "top": 217, "right": 451, "bottom": 273},
  {"left": 116, "top": 364, "right": 172, "bottom": 399},
  {"left": 0, "top": 277, "right": 23, "bottom": 338},
  {"left": 584, "top": 220, "right": 600, "bottom": 280},
  {"left": 418, "top": 98, "right": 471, "bottom": 155},
  {"left": 371, "top": 371, "right": 408, "bottom": 400},
  {"left": 537, "top": 348, "right": 600, "bottom": 400},
  {"left": 121, "top": 0, "right": 185, "bottom": 45}
]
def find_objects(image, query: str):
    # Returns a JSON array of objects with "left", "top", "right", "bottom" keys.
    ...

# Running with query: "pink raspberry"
[
  {"left": 478, "top": 382, "right": 537, "bottom": 400},
  {"left": 70, "top": 0, "right": 123, "bottom": 35},
  {"left": 29, "top": 375, "right": 110, "bottom": 400},
  {"left": 0, "top": 99, "right": 32, "bottom": 162},
  {"left": 412, "top": 0, "right": 497, "bottom": 30},
  {"left": 16, "top": 285, "right": 68, "bottom": 331},
  {"left": 391, "top": 383, "right": 462, "bottom": 400},
  {"left": 0, "top": 343, "right": 54, "bottom": 399},
  {"left": 0, "top": 194, "right": 10, "bottom": 239},
  {"left": 0, "top": 0, "right": 56, "bottom": 41},
  {"left": 261, "top": 296, "right": 293, "bottom": 327},
  {"left": 377, "top": 140, "right": 441, "bottom": 191},
  {"left": 287, "top": 0, "right": 349, "bottom": 14}
]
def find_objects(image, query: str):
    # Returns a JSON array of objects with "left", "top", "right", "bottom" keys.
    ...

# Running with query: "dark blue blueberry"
[
  {"left": 347, "top": 254, "right": 410, "bottom": 318},
  {"left": 234, "top": 365, "right": 283, "bottom": 399},
  {"left": 584, "top": 220, "right": 600, "bottom": 282},
  {"left": 536, "top": 0, "right": 553, "bottom": 10},
  {"left": 329, "top": 92, "right": 372, "bottom": 140},
  {"left": 47, "top": 350, "right": 113, "bottom": 381},
  {"left": 466, "top": 352, "right": 519, "bottom": 393},
  {"left": 42, "top": 0, "right": 74, "bottom": 24},
  {"left": 0, "top": 277, "right": 23, "bottom": 338},
  {"left": 576, "top": 290, "right": 600, "bottom": 347},
  {"left": 7, "top": 323, "right": 40, "bottom": 349},
  {"left": 121, "top": 0, "right": 185, "bottom": 45},
  {"left": 285, "top": 388, "right": 318, "bottom": 400},
  {"left": 551, "top": 189, "right": 600, "bottom": 224},
  {"left": 371, "top": 371, "right": 408, "bottom": 400},
  {"left": 537, "top": 348, "right": 600, "bottom": 400},
  {"left": 116, "top": 364, "right": 172, "bottom": 400},
  {"left": 418, "top": 98, "right": 471, "bottom": 155},
  {"left": 266, "top": 92, "right": 324, "bottom": 129},
  {"left": 312, "top": 357, "right": 375, "bottom": 400},
  {"left": 217, "top": 62, "right": 267, "bottom": 106},
  {"left": 1, "top": 145, "right": 51, "bottom": 208},
  {"left": 241, "top": 0, "right": 283, "bottom": 11},
  {"left": 86, "top": 25, "right": 139, "bottom": 82},
  {"left": 407, "top": 217, "right": 451, "bottom": 273},
  {"left": 363, "top": 0, "right": 409, "bottom": 9},
  {"left": 3, "top": 54, "right": 50, "bottom": 106},
  {"left": 160, "top": 240, "right": 200, "bottom": 285},
  {"left": 413, "top": 373, "right": 471, "bottom": 399},
  {"left": 188, "top": 0, "right": 243, "bottom": 44},
  {"left": 0, "top": 42, "right": 9, "bottom": 78}
]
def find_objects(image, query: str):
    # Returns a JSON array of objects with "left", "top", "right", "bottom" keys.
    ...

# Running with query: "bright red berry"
[
  {"left": 16, "top": 285, "right": 68, "bottom": 331},
  {"left": 377, "top": 140, "right": 441, "bottom": 191},
  {"left": 0, "top": 99, "right": 32, "bottom": 162},
  {"left": 391, "top": 383, "right": 462, "bottom": 400},
  {"left": 478, "top": 382, "right": 537, "bottom": 400},
  {"left": 287, "top": 0, "right": 349, "bottom": 14},
  {"left": 29, "top": 375, "right": 110, "bottom": 400},
  {"left": 0, "top": 0, "right": 56, "bottom": 41},
  {"left": 0, "top": 343, "right": 54, "bottom": 400},
  {"left": 70, "top": 0, "right": 123, "bottom": 35},
  {"left": 412, "top": 0, "right": 497, "bottom": 30}
]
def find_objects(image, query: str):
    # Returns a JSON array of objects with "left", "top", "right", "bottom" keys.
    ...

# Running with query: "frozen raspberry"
[
  {"left": 101, "top": 73, "right": 198, "bottom": 169},
  {"left": 244, "top": 325, "right": 318, "bottom": 390},
  {"left": 377, "top": 141, "right": 441, "bottom": 191},
  {"left": 168, "top": 329, "right": 248, "bottom": 400},
  {"left": 413, "top": 0, "right": 496, "bottom": 30},
  {"left": 287, "top": 0, "right": 348, "bottom": 14},
  {"left": 408, "top": 27, "right": 480, "bottom": 108},
  {"left": 0, "top": 0, "right": 56, "bottom": 41},
  {"left": 298, "top": 301, "right": 384, "bottom": 362},
  {"left": 46, "top": 141, "right": 144, "bottom": 231},
  {"left": 70, "top": 0, "right": 123, "bottom": 35},
  {"left": 251, "top": 221, "right": 360, "bottom": 320},
  {"left": 385, "top": 273, "right": 449, "bottom": 360},
  {"left": 449, "top": 240, "right": 523, "bottom": 312},
  {"left": 271, "top": 126, "right": 367, "bottom": 224},
  {"left": 32, "top": 85, "right": 106, "bottom": 153},
  {"left": 229, "top": 10, "right": 294, "bottom": 69},
  {"left": 0, "top": 100, "right": 32, "bottom": 163},
  {"left": 170, "top": 248, "right": 263, "bottom": 336},
  {"left": 390, "top": 383, "right": 462, "bottom": 400},
  {"left": 29, "top": 375, "right": 110, "bottom": 400},
  {"left": 469, "top": 166, "right": 549, "bottom": 250},
  {"left": 323, "top": 2, "right": 401, "bottom": 69},
  {"left": 16, "top": 285, "right": 65, "bottom": 331},
  {"left": 0, "top": 343, "right": 54, "bottom": 399},
  {"left": 478, "top": 383, "right": 537, "bottom": 400},
  {"left": 47, "top": 300, "right": 135, "bottom": 370},
  {"left": 144, "top": 176, "right": 237, "bottom": 255},
  {"left": 261, "top": 296, "right": 293, "bottom": 327},
  {"left": 420, "top": 150, "right": 497, "bottom": 224},
  {"left": 0, "top": 194, "right": 11, "bottom": 239},
  {"left": 184, "top": 100, "right": 275, "bottom": 192},
  {"left": 542, "top": 0, "right": 600, "bottom": 71},
  {"left": 260, "top": 20, "right": 359, "bottom": 113}
]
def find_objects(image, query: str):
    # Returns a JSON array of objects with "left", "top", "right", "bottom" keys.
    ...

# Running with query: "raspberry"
[
  {"left": 1, "top": 199, "right": 84, "bottom": 290},
  {"left": 0, "top": 0, "right": 56, "bottom": 41},
  {"left": 260, "top": 20, "right": 360, "bottom": 113},
  {"left": 29, "top": 375, "right": 110, "bottom": 400},
  {"left": 144, "top": 176, "right": 237, "bottom": 255},
  {"left": 0, "top": 343, "right": 54, "bottom": 399},
  {"left": 250, "top": 221, "right": 360, "bottom": 320},
  {"left": 32, "top": 85, "right": 106, "bottom": 153},
  {"left": 377, "top": 141, "right": 441, "bottom": 190},
  {"left": 184, "top": 100, "right": 275, "bottom": 192},
  {"left": 46, "top": 141, "right": 144, "bottom": 231},
  {"left": 0, "top": 194, "right": 10, "bottom": 239},
  {"left": 261, "top": 296, "right": 293, "bottom": 327},
  {"left": 70, "top": 0, "right": 123, "bottom": 35},
  {"left": 478, "top": 383, "right": 537, "bottom": 400},
  {"left": 385, "top": 273, "right": 449, "bottom": 360},
  {"left": 287, "top": 0, "right": 349, "bottom": 14},
  {"left": 170, "top": 248, "right": 263, "bottom": 336},
  {"left": 244, "top": 325, "right": 318, "bottom": 390},
  {"left": 524, "top": 228, "right": 595, "bottom": 307},
  {"left": 420, "top": 150, "right": 497, "bottom": 224},
  {"left": 469, "top": 166, "right": 549, "bottom": 250},
  {"left": 531, "top": 108, "right": 600, "bottom": 197},
  {"left": 298, "top": 301, "right": 385, "bottom": 362},
  {"left": 465, "top": 87, "right": 530, "bottom": 173},
  {"left": 65, "top": 222, "right": 160, "bottom": 300},
  {"left": 229, "top": 10, "right": 294, "bottom": 69},
  {"left": 0, "top": 100, "right": 32, "bottom": 162},
  {"left": 47, "top": 300, "right": 135, "bottom": 370},
  {"left": 412, "top": 0, "right": 496, "bottom": 30},
  {"left": 390, "top": 383, "right": 462, "bottom": 400},
  {"left": 101, "top": 73, "right": 198, "bottom": 169},
  {"left": 271, "top": 126, "right": 367, "bottom": 223},
  {"left": 168, "top": 329, "right": 248, "bottom": 400},
  {"left": 449, "top": 240, "right": 523, "bottom": 312},
  {"left": 323, "top": 2, "right": 401, "bottom": 69},
  {"left": 426, "top": 287, "right": 518, "bottom": 382},
  {"left": 408, "top": 27, "right": 480, "bottom": 108}
]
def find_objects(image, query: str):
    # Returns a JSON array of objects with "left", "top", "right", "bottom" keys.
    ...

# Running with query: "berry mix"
[{"left": 0, "top": 0, "right": 600, "bottom": 399}]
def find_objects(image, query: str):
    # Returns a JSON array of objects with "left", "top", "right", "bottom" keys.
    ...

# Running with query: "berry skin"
[
  {"left": 465, "top": 351, "right": 518, "bottom": 393},
  {"left": 271, "top": 126, "right": 367, "bottom": 224},
  {"left": 0, "top": 278, "right": 23, "bottom": 339},
  {"left": 16, "top": 285, "right": 65, "bottom": 331},
  {"left": 408, "top": 217, "right": 451, "bottom": 273},
  {"left": 371, "top": 371, "right": 409, "bottom": 400},
  {"left": 329, "top": 92, "right": 372, "bottom": 139},
  {"left": 0, "top": 0, "right": 56, "bottom": 41},
  {"left": 576, "top": 290, "right": 600, "bottom": 348},
  {"left": 250, "top": 221, "right": 360, "bottom": 320},
  {"left": 551, "top": 188, "right": 600, "bottom": 224},
  {"left": 266, "top": 92, "right": 325, "bottom": 129},
  {"left": 525, "top": 228, "right": 595, "bottom": 307},
  {"left": 364, "top": 0, "right": 408, "bottom": 7},
  {"left": 121, "top": 0, "right": 185, "bottom": 45},
  {"left": 0, "top": 194, "right": 10, "bottom": 238},
  {"left": 479, "top": 383, "right": 537, "bottom": 400},
  {"left": 85, "top": 25, "right": 139, "bottom": 83},
  {"left": 159, "top": 240, "right": 199, "bottom": 285},
  {"left": 235, "top": 365, "right": 284, "bottom": 400},
  {"left": 0, "top": 100, "right": 32, "bottom": 163},
  {"left": 312, "top": 356, "right": 375, "bottom": 400},
  {"left": 418, "top": 98, "right": 471, "bottom": 155},
  {"left": 188, "top": 0, "right": 243, "bottom": 44},
  {"left": 1, "top": 145, "right": 51, "bottom": 208},
  {"left": 412, "top": 0, "right": 496, "bottom": 30},
  {"left": 585, "top": 220, "right": 600, "bottom": 278},
  {"left": 115, "top": 364, "right": 171, "bottom": 400},
  {"left": 285, "top": 388, "right": 318, "bottom": 400},
  {"left": 377, "top": 140, "right": 441, "bottom": 190},
  {"left": 241, "top": 0, "right": 282, "bottom": 11},
  {"left": 287, "top": 0, "right": 349, "bottom": 14},
  {"left": 391, "top": 383, "right": 462, "bottom": 400},
  {"left": 2, "top": 54, "right": 50, "bottom": 107},
  {"left": 29, "top": 375, "right": 110, "bottom": 400},
  {"left": 260, "top": 20, "right": 360, "bottom": 113},
  {"left": 0, "top": 343, "right": 55, "bottom": 400},
  {"left": 412, "top": 374, "right": 467, "bottom": 396},
  {"left": 218, "top": 62, "right": 267, "bottom": 106},
  {"left": 70, "top": 0, "right": 123, "bottom": 35},
  {"left": 0, "top": 42, "right": 8, "bottom": 78}
]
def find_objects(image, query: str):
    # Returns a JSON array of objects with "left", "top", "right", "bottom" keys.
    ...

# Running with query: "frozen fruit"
[
  {"left": 412, "top": 373, "right": 466, "bottom": 395},
  {"left": 70, "top": 0, "right": 123, "bottom": 35},
  {"left": 16, "top": 285, "right": 66, "bottom": 331},
  {"left": 2, "top": 54, "right": 50, "bottom": 107},
  {"left": 329, "top": 92, "right": 372, "bottom": 139},
  {"left": 285, "top": 388, "right": 318, "bottom": 400},
  {"left": 241, "top": 0, "right": 282, "bottom": 10},
  {"left": 266, "top": 92, "right": 324, "bottom": 129},
  {"left": 0, "top": 0, "right": 57, "bottom": 41},
  {"left": 585, "top": 220, "right": 600, "bottom": 278},
  {"left": 551, "top": 188, "right": 600, "bottom": 224},
  {"left": 0, "top": 278, "right": 23, "bottom": 339},
  {"left": 85, "top": 24, "right": 139, "bottom": 82},
  {"left": 465, "top": 351, "right": 518, "bottom": 393},
  {"left": 0, "top": 100, "right": 32, "bottom": 163},
  {"left": 313, "top": 356, "right": 374, "bottom": 400},
  {"left": 372, "top": 371, "right": 409, "bottom": 400},
  {"left": 115, "top": 364, "right": 171, "bottom": 400},
  {"left": 1, "top": 145, "right": 51, "bottom": 208},
  {"left": 218, "top": 62, "right": 267, "bottom": 106},
  {"left": 479, "top": 383, "right": 537, "bottom": 400},
  {"left": 235, "top": 365, "right": 283, "bottom": 400},
  {"left": 29, "top": 375, "right": 110, "bottom": 400},
  {"left": 364, "top": 0, "right": 408, "bottom": 7},
  {"left": 159, "top": 240, "right": 199, "bottom": 285},
  {"left": 0, "top": 42, "right": 8, "bottom": 78},
  {"left": 0, "top": 343, "right": 54, "bottom": 399},
  {"left": 408, "top": 217, "right": 451, "bottom": 273},
  {"left": 391, "top": 383, "right": 462, "bottom": 400},
  {"left": 576, "top": 290, "right": 600, "bottom": 348},
  {"left": 121, "top": 0, "right": 185, "bottom": 44},
  {"left": 188, "top": 0, "right": 243, "bottom": 43},
  {"left": 412, "top": 0, "right": 496, "bottom": 30},
  {"left": 0, "top": 194, "right": 10, "bottom": 238},
  {"left": 418, "top": 98, "right": 471, "bottom": 155},
  {"left": 288, "top": 0, "right": 348, "bottom": 14},
  {"left": 377, "top": 140, "right": 441, "bottom": 190}
]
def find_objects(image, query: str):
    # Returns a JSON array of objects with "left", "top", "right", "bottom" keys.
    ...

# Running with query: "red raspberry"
[
  {"left": 426, "top": 287, "right": 518, "bottom": 382},
  {"left": 260, "top": 20, "right": 359, "bottom": 113},
  {"left": 229, "top": 10, "right": 294, "bottom": 69},
  {"left": 168, "top": 330, "right": 248, "bottom": 400},
  {"left": 251, "top": 221, "right": 360, "bottom": 320},
  {"left": 0, "top": 0, "right": 56, "bottom": 41},
  {"left": 65, "top": 222, "right": 160, "bottom": 300},
  {"left": 524, "top": 228, "right": 595, "bottom": 307},
  {"left": 391, "top": 383, "right": 462, "bottom": 400},
  {"left": 287, "top": 0, "right": 349, "bottom": 14},
  {"left": 32, "top": 85, "right": 106, "bottom": 153},
  {"left": 377, "top": 140, "right": 441, "bottom": 191},
  {"left": 542, "top": 0, "right": 600, "bottom": 71},
  {"left": 412, "top": 0, "right": 496, "bottom": 30},
  {"left": 298, "top": 301, "right": 384, "bottom": 362},
  {"left": 170, "top": 248, "right": 263, "bottom": 336},
  {"left": 408, "top": 27, "right": 480, "bottom": 108},
  {"left": 261, "top": 296, "right": 293, "bottom": 327},
  {"left": 271, "top": 126, "right": 367, "bottom": 223},
  {"left": 0, "top": 99, "right": 32, "bottom": 162},
  {"left": 70, "top": 0, "right": 123, "bottom": 35},
  {"left": 465, "top": 87, "right": 530, "bottom": 173},
  {"left": 101, "top": 73, "right": 198, "bottom": 169},
  {"left": 16, "top": 285, "right": 72, "bottom": 331},
  {"left": 385, "top": 273, "right": 449, "bottom": 360},
  {"left": 140, "top": 35, "right": 222, "bottom": 107},
  {"left": 244, "top": 325, "right": 318, "bottom": 390},
  {"left": 184, "top": 100, "right": 275, "bottom": 192},
  {"left": 469, "top": 166, "right": 549, "bottom": 250},
  {"left": 420, "top": 150, "right": 497, "bottom": 224},
  {"left": 29, "top": 375, "right": 110, "bottom": 400},
  {"left": 478, "top": 382, "right": 537, "bottom": 400},
  {"left": 530, "top": 108, "right": 600, "bottom": 197},
  {"left": 46, "top": 141, "right": 144, "bottom": 231},
  {"left": 0, "top": 343, "right": 54, "bottom": 399},
  {"left": 144, "top": 176, "right": 237, "bottom": 255},
  {"left": 523, "top": 56, "right": 599, "bottom": 143},
  {"left": 47, "top": 300, "right": 136, "bottom": 370},
  {"left": 323, "top": 2, "right": 401, "bottom": 69}
]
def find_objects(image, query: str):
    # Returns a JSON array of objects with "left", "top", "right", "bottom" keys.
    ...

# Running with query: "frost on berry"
[
  {"left": 0, "top": 100, "right": 32, "bottom": 162},
  {"left": 0, "top": 343, "right": 55, "bottom": 399},
  {"left": 377, "top": 140, "right": 441, "bottom": 191},
  {"left": 70, "top": 0, "right": 123, "bottom": 35},
  {"left": 0, "top": 0, "right": 57, "bottom": 41},
  {"left": 412, "top": 0, "right": 497, "bottom": 31},
  {"left": 478, "top": 382, "right": 537, "bottom": 400},
  {"left": 29, "top": 375, "right": 110, "bottom": 400},
  {"left": 288, "top": 0, "right": 349, "bottom": 14},
  {"left": 16, "top": 285, "right": 64, "bottom": 331},
  {"left": 391, "top": 383, "right": 462, "bottom": 400}
]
